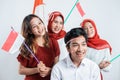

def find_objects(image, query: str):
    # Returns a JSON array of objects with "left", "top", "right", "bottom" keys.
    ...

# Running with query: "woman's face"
[
  {"left": 30, "top": 17, "right": 46, "bottom": 37},
  {"left": 83, "top": 22, "right": 95, "bottom": 38},
  {"left": 51, "top": 16, "right": 64, "bottom": 33}
]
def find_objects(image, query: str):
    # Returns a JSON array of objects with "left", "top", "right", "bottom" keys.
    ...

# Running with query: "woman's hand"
[
  {"left": 37, "top": 61, "right": 51, "bottom": 77},
  {"left": 99, "top": 61, "right": 111, "bottom": 69},
  {"left": 39, "top": 67, "right": 51, "bottom": 77}
]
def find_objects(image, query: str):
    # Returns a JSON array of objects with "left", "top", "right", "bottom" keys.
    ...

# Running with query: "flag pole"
[
  {"left": 23, "top": 42, "right": 39, "bottom": 63},
  {"left": 110, "top": 54, "right": 120, "bottom": 62},
  {"left": 43, "top": 4, "right": 45, "bottom": 22},
  {"left": 64, "top": 0, "right": 79, "bottom": 24}
]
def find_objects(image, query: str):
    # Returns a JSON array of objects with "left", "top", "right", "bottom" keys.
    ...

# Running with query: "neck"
[
  {"left": 35, "top": 37, "right": 45, "bottom": 47},
  {"left": 73, "top": 60, "right": 81, "bottom": 67},
  {"left": 70, "top": 55, "right": 82, "bottom": 67}
]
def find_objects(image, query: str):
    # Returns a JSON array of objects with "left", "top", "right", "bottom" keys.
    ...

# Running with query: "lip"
[
  {"left": 54, "top": 28, "right": 60, "bottom": 31},
  {"left": 38, "top": 28, "right": 44, "bottom": 33},
  {"left": 76, "top": 52, "right": 83, "bottom": 55}
]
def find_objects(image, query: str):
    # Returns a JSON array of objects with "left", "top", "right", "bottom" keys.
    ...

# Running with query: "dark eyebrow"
[{"left": 71, "top": 42, "right": 78, "bottom": 45}]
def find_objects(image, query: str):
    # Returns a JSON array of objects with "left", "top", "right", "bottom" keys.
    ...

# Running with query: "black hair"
[{"left": 64, "top": 27, "right": 88, "bottom": 45}]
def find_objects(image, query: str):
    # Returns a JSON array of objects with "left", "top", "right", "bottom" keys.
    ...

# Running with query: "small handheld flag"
[
  {"left": 1, "top": 27, "right": 39, "bottom": 63},
  {"left": 76, "top": 2, "right": 85, "bottom": 17},
  {"left": 1, "top": 30, "right": 24, "bottom": 54}
]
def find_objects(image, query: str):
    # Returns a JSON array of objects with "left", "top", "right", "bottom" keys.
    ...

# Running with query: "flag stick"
[
  {"left": 23, "top": 42, "right": 39, "bottom": 63},
  {"left": 110, "top": 54, "right": 120, "bottom": 62},
  {"left": 64, "top": 0, "right": 79, "bottom": 24}
]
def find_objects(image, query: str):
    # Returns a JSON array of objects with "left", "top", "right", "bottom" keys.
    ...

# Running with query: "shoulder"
[
  {"left": 53, "top": 58, "right": 67, "bottom": 70},
  {"left": 50, "top": 37, "right": 57, "bottom": 41},
  {"left": 54, "top": 59, "right": 65, "bottom": 66},
  {"left": 49, "top": 37, "right": 58, "bottom": 44}
]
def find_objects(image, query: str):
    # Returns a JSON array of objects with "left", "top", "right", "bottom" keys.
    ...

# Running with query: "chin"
[{"left": 54, "top": 31, "right": 60, "bottom": 34}]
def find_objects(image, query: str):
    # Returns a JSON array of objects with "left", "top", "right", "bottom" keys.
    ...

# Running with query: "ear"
[{"left": 66, "top": 46, "right": 70, "bottom": 52}]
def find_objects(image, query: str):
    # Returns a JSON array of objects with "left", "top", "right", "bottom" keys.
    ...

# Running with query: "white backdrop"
[{"left": 0, "top": 0, "right": 120, "bottom": 80}]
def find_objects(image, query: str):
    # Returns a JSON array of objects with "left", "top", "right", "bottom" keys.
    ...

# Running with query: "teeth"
[
  {"left": 55, "top": 29, "right": 59, "bottom": 31},
  {"left": 55, "top": 28, "right": 59, "bottom": 31}
]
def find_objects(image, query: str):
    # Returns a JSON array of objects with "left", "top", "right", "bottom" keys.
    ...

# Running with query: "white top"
[
  {"left": 86, "top": 47, "right": 112, "bottom": 72},
  {"left": 51, "top": 55, "right": 101, "bottom": 80},
  {"left": 58, "top": 38, "right": 68, "bottom": 61}
]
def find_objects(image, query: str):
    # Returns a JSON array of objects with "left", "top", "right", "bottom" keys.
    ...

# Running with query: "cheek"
[
  {"left": 69, "top": 48, "right": 77, "bottom": 53},
  {"left": 67, "top": 47, "right": 73, "bottom": 53},
  {"left": 51, "top": 27, "right": 55, "bottom": 32},
  {"left": 60, "top": 26, "right": 63, "bottom": 30},
  {"left": 52, "top": 24, "right": 56, "bottom": 28},
  {"left": 32, "top": 29, "right": 37, "bottom": 34},
  {"left": 51, "top": 22, "right": 56, "bottom": 27},
  {"left": 83, "top": 47, "right": 87, "bottom": 53}
]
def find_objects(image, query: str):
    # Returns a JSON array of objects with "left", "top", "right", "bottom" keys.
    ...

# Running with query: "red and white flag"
[
  {"left": 76, "top": 2, "right": 85, "bottom": 17},
  {"left": 1, "top": 30, "right": 24, "bottom": 54},
  {"left": 33, "top": 0, "right": 45, "bottom": 21}
]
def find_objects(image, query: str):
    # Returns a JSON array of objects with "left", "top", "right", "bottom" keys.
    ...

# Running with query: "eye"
[
  {"left": 32, "top": 25, "right": 37, "bottom": 29},
  {"left": 54, "top": 20, "right": 58, "bottom": 24},
  {"left": 89, "top": 26, "right": 93, "bottom": 29},
  {"left": 82, "top": 43, "right": 87, "bottom": 46},
  {"left": 39, "top": 22, "right": 42, "bottom": 25},
  {"left": 60, "top": 22, "right": 63, "bottom": 25},
  {"left": 71, "top": 43, "right": 79, "bottom": 48}
]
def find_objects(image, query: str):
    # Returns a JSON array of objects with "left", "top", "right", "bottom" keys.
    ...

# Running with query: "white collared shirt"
[{"left": 51, "top": 55, "right": 101, "bottom": 80}]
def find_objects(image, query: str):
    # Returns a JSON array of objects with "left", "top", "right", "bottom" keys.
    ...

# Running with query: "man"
[{"left": 51, "top": 27, "right": 101, "bottom": 80}]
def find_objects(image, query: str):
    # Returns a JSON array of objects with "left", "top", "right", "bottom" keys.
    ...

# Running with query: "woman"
[
  {"left": 47, "top": 11, "right": 67, "bottom": 60},
  {"left": 81, "top": 18, "right": 112, "bottom": 80},
  {"left": 17, "top": 14, "right": 60, "bottom": 80}
]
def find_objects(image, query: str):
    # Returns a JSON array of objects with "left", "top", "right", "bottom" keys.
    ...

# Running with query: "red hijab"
[
  {"left": 47, "top": 11, "right": 66, "bottom": 40},
  {"left": 81, "top": 19, "right": 112, "bottom": 54}
]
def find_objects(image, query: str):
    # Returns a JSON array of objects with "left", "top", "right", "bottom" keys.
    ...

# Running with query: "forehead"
[
  {"left": 70, "top": 36, "right": 86, "bottom": 43},
  {"left": 84, "top": 22, "right": 93, "bottom": 27},
  {"left": 30, "top": 17, "right": 41, "bottom": 24},
  {"left": 54, "top": 16, "right": 63, "bottom": 21}
]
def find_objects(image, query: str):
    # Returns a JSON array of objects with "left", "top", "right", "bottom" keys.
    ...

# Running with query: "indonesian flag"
[
  {"left": 33, "top": 0, "right": 45, "bottom": 21},
  {"left": 76, "top": 2, "right": 85, "bottom": 17},
  {"left": 1, "top": 30, "right": 24, "bottom": 54}
]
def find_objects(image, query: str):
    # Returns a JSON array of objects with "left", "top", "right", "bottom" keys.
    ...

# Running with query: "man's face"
[{"left": 67, "top": 36, "right": 87, "bottom": 62}]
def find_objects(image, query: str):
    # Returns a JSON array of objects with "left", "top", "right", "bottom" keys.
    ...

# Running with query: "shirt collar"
[{"left": 66, "top": 55, "right": 86, "bottom": 68}]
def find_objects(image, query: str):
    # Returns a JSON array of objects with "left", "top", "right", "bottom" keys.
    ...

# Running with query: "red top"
[{"left": 17, "top": 38, "right": 60, "bottom": 80}]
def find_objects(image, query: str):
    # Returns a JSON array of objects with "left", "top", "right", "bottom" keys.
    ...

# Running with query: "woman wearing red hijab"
[
  {"left": 81, "top": 19, "right": 112, "bottom": 80},
  {"left": 47, "top": 11, "right": 67, "bottom": 60}
]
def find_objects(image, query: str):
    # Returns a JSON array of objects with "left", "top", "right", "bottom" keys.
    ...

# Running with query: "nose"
[
  {"left": 57, "top": 22, "right": 62, "bottom": 27},
  {"left": 77, "top": 45, "right": 83, "bottom": 52},
  {"left": 37, "top": 25, "right": 42, "bottom": 29}
]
